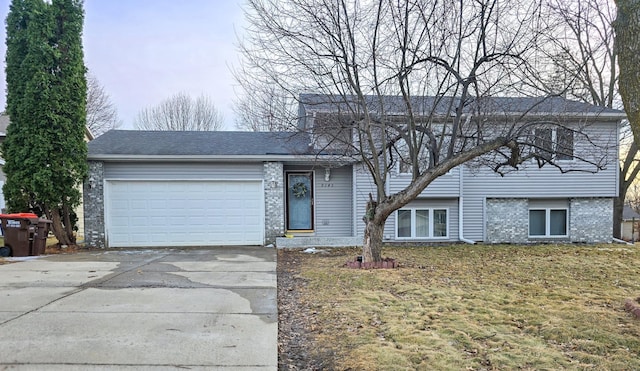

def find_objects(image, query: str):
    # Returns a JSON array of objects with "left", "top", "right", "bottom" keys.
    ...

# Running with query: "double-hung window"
[
  {"left": 397, "top": 208, "right": 448, "bottom": 238},
  {"left": 529, "top": 208, "right": 568, "bottom": 237},
  {"left": 534, "top": 127, "right": 574, "bottom": 161}
]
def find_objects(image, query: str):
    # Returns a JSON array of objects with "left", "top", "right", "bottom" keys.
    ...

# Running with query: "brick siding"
[{"left": 83, "top": 161, "right": 106, "bottom": 248}]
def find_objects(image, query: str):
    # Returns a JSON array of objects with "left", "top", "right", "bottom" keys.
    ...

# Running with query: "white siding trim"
[
  {"left": 105, "top": 178, "right": 264, "bottom": 182},
  {"left": 482, "top": 197, "right": 487, "bottom": 242}
]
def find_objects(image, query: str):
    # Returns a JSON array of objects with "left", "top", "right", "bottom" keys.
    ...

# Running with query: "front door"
[{"left": 286, "top": 172, "right": 314, "bottom": 231}]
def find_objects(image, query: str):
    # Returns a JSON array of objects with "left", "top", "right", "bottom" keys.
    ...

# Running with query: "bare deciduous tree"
[
  {"left": 614, "top": 0, "right": 640, "bottom": 144},
  {"left": 614, "top": 1, "right": 640, "bottom": 238},
  {"left": 240, "top": 0, "right": 619, "bottom": 262},
  {"left": 233, "top": 66, "right": 297, "bottom": 131},
  {"left": 86, "top": 74, "right": 121, "bottom": 137},
  {"left": 529, "top": 0, "right": 638, "bottom": 238},
  {"left": 134, "top": 92, "right": 223, "bottom": 131}
]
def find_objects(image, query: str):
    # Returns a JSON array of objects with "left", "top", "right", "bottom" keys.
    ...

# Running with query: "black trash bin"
[
  {"left": 31, "top": 219, "right": 52, "bottom": 256},
  {"left": 0, "top": 213, "right": 40, "bottom": 257}
]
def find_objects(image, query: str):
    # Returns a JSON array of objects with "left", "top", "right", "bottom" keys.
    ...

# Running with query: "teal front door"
[{"left": 286, "top": 172, "right": 314, "bottom": 231}]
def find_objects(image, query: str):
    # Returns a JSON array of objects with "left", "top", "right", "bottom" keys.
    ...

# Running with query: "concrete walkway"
[{"left": 0, "top": 247, "right": 277, "bottom": 370}]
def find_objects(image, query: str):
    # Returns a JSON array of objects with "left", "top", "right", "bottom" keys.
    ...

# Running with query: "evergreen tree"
[{"left": 3, "top": 0, "right": 87, "bottom": 246}]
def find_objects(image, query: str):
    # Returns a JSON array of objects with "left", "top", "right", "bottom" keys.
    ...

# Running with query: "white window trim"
[
  {"left": 528, "top": 208, "right": 569, "bottom": 238},
  {"left": 395, "top": 208, "right": 449, "bottom": 239}
]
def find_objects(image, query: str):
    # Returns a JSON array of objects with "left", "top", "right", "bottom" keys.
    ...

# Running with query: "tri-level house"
[{"left": 84, "top": 95, "right": 625, "bottom": 249}]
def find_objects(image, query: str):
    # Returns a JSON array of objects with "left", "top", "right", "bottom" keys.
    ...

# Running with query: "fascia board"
[
  {"left": 306, "top": 109, "right": 626, "bottom": 121},
  {"left": 87, "top": 154, "right": 355, "bottom": 162}
]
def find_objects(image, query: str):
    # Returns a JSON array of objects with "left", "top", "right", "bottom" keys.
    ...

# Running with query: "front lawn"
[{"left": 279, "top": 244, "right": 640, "bottom": 370}]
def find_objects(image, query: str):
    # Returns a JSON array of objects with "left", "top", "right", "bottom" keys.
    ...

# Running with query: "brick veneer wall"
[
  {"left": 485, "top": 197, "right": 613, "bottom": 243},
  {"left": 264, "top": 162, "right": 284, "bottom": 244},
  {"left": 83, "top": 161, "right": 106, "bottom": 248},
  {"left": 570, "top": 198, "right": 612, "bottom": 243},
  {"left": 485, "top": 198, "right": 529, "bottom": 243}
]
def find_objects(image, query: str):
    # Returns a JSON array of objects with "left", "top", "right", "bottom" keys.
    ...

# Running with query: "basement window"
[
  {"left": 396, "top": 208, "right": 448, "bottom": 239},
  {"left": 529, "top": 208, "right": 568, "bottom": 237}
]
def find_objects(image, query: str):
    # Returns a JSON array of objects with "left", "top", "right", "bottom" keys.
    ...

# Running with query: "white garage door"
[{"left": 106, "top": 180, "right": 264, "bottom": 247}]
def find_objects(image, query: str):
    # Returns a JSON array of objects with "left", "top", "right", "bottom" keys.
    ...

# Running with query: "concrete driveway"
[{"left": 0, "top": 247, "right": 277, "bottom": 370}]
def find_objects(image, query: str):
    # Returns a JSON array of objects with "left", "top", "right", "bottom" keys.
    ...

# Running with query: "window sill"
[
  {"left": 528, "top": 236, "right": 568, "bottom": 239},
  {"left": 395, "top": 237, "right": 450, "bottom": 240}
]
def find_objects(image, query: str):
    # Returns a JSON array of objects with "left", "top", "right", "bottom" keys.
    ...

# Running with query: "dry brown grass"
[{"left": 289, "top": 244, "right": 640, "bottom": 370}]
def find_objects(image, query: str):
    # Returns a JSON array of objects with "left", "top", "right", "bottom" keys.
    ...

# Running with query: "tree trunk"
[
  {"left": 47, "top": 206, "right": 73, "bottom": 247},
  {"left": 362, "top": 193, "right": 384, "bottom": 262},
  {"left": 62, "top": 202, "right": 76, "bottom": 244},
  {"left": 613, "top": 195, "right": 624, "bottom": 239},
  {"left": 363, "top": 218, "right": 384, "bottom": 262},
  {"left": 615, "top": 0, "right": 640, "bottom": 143}
]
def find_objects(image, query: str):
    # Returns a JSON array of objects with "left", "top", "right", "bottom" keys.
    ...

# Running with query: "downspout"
[
  {"left": 458, "top": 165, "right": 476, "bottom": 244},
  {"left": 352, "top": 165, "right": 357, "bottom": 238},
  {"left": 613, "top": 237, "right": 633, "bottom": 245}
]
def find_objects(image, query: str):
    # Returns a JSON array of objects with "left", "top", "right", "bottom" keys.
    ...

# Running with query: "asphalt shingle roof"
[
  {"left": 88, "top": 130, "right": 313, "bottom": 157},
  {"left": 623, "top": 205, "right": 640, "bottom": 221},
  {"left": 299, "top": 94, "right": 625, "bottom": 116},
  {"left": 90, "top": 95, "right": 625, "bottom": 158}
]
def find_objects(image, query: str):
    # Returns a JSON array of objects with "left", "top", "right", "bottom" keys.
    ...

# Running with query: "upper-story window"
[
  {"left": 394, "top": 138, "right": 433, "bottom": 175},
  {"left": 533, "top": 127, "right": 574, "bottom": 161},
  {"left": 310, "top": 113, "right": 354, "bottom": 151}
]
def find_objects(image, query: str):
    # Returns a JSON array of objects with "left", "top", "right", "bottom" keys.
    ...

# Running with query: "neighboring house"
[
  {"left": 621, "top": 205, "right": 640, "bottom": 242},
  {"left": 83, "top": 95, "right": 625, "bottom": 249},
  {"left": 0, "top": 115, "right": 10, "bottom": 213},
  {"left": 0, "top": 114, "right": 93, "bottom": 239}
]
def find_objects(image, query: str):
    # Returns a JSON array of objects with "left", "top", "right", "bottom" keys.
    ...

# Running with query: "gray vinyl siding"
[
  {"left": 354, "top": 165, "right": 380, "bottom": 237},
  {"left": 388, "top": 167, "right": 461, "bottom": 197},
  {"left": 461, "top": 121, "right": 618, "bottom": 241},
  {"left": 354, "top": 165, "right": 459, "bottom": 241},
  {"left": 460, "top": 197, "right": 486, "bottom": 241},
  {"left": 314, "top": 166, "right": 353, "bottom": 237},
  {"left": 284, "top": 165, "right": 353, "bottom": 237},
  {"left": 103, "top": 162, "right": 264, "bottom": 180}
]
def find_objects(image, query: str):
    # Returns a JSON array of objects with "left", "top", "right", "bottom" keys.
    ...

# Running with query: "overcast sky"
[{"left": 0, "top": 0, "right": 246, "bottom": 130}]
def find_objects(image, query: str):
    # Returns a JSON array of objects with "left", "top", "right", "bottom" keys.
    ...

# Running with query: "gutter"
[
  {"left": 458, "top": 166, "right": 476, "bottom": 245},
  {"left": 87, "top": 154, "right": 356, "bottom": 163}
]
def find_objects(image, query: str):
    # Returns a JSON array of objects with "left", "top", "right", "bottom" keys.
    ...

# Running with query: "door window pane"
[
  {"left": 397, "top": 210, "right": 411, "bottom": 237},
  {"left": 529, "top": 210, "right": 546, "bottom": 236},
  {"left": 433, "top": 209, "right": 447, "bottom": 237},
  {"left": 549, "top": 209, "right": 567, "bottom": 235},
  {"left": 416, "top": 210, "right": 429, "bottom": 237}
]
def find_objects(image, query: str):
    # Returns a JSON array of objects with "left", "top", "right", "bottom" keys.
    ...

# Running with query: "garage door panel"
[{"left": 107, "top": 181, "right": 264, "bottom": 247}]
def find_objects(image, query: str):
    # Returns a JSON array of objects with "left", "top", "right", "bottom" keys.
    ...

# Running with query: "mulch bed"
[{"left": 345, "top": 256, "right": 397, "bottom": 269}]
